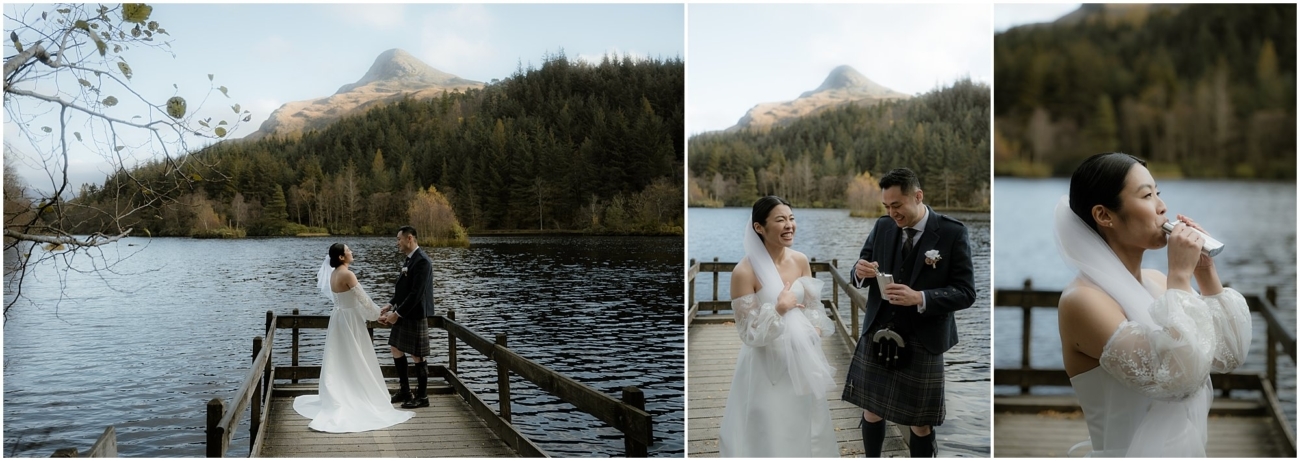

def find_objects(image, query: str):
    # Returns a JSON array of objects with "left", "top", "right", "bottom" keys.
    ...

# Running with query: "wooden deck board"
[
  {"left": 688, "top": 320, "right": 911, "bottom": 458},
  {"left": 258, "top": 391, "right": 517, "bottom": 458},
  {"left": 993, "top": 410, "right": 1289, "bottom": 457}
]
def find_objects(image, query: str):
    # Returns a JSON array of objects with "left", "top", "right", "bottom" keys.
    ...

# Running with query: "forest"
[
  {"left": 64, "top": 52, "right": 684, "bottom": 238},
  {"left": 994, "top": 4, "right": 1296, "bottom": 178},
  {"left": 688, "top": 78, "right": 990, "bottom": 211}
]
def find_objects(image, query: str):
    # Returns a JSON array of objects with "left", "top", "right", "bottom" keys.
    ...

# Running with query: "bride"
[
  {"left": 718, "top": 195, "right": 838, "bottom": 457},
  {"left": 1054, "top": 153, "right": 1252, "bottom": 457},
  {"left": 293, "top": 243, "right": 414, "bottom": 433}
]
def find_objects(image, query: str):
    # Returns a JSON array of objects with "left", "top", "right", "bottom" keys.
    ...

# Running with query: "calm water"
[
  {"left": 992, "top": 178, "right": 1297, "bottom": 430},
  {"left": 688, "top": 207, "right": 992, "bottom": 457},
  {"left": 3, "top": 235, "right": 684, "bottom": 457}
]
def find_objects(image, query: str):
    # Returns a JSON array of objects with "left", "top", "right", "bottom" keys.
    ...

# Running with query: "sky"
[
  {"left": 3, "top": 3, "right": 684, "bottom": 193},
  {"left": 687, "top": 3, "right": 994, "bottom": 135},
  {"left": 994, "top": 3, "right": 1082, "bottom": 32}
]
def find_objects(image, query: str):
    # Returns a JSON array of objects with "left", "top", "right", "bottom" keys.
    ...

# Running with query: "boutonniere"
[
  {"left": 400, "top": 265, "right": 409, "bottom": 275},
  {"left": 924, "top": 250, "right": 942, "bottom": 269}
]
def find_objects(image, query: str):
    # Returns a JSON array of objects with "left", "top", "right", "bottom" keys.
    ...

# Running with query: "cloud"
[
  {"left": 576, "top": 47, "right": 649, "bottom": 66},
  {"left": 330, "top": 4, "right": 407, "bottom": 30},
  {"left": 415, "top": 5, "right": 495, "bottom": 75}
]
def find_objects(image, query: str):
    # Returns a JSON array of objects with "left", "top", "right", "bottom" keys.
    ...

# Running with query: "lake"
[
  {"left": 992, "top": 177, "right": 1297, "bottom": 431},
  {"left": 688, "top": 206, "right": 992, "bottom": 457},
  {"left": 3, "top": 235, "right": 684, "bottom": 457}
]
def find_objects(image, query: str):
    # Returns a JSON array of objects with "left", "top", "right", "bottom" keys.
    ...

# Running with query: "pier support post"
[
  {"left": 291, "top": 308, "right": 300, "bottom": 384},
  {"left": 448, "top": 309, "right": 458, "bottom": 375},
  {"left": 206, "top": 398, "right": 225, "bottom": 457},
  {"left": 496, "top": 333, "right": 511, "bottom": 422},
  {"left": 712, "top": 257, "right": 720, "bottom": 314},
  {"left": 621, "top": 387, "right": 648, "bottom": 457},
  {"left": 1020, "top": 279, "right": 1033, "bottom": 394},
  {"left": 251, "top": 337, "right": 263, "bottom": 451}
]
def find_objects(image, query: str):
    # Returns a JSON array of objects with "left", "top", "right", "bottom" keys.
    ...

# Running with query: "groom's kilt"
[
  {"left": 388, "top": 318, "right": 431, "bottom": 357},
  {"left": 842, "top": 332, "right": 946, "bottom": 427}
]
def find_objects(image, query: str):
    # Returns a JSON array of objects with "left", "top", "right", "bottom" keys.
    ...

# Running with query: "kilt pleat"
[
  {"left": 841, "top": 332, "right": 946, "bottom": 427},
  {"left": 388, "top": 319, "right": 431, "bottom": 358}
]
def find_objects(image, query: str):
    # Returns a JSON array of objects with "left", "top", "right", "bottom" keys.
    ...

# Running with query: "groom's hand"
[
  {"left": 855, "top": 259, "right": 879, "bottom": 279},
  {"left": 884, "top": 284, "right": 922, "bottom": 306}
]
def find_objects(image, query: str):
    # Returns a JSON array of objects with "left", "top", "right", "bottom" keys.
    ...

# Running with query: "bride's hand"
[
  {"left": 1177, "top": 214, "right": 1215, "bottom": 269},
  {"left": 1166, "top": 221, "right": 1203, "bottom": 289},
  {"left": 776, "top": 281, "right": 799, "bottom": 315}
]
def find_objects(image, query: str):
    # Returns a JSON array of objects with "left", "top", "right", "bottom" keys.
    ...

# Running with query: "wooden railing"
[
  {"left": 50, "top": 426, "right": 116, "bottom": 457},
  {"left": 687, "top": 258, "right": 871, "bottom": 347},
  {"left": 994, "top": 280, "right": 1297, "bottom": 456},
  {"left": 206, "top": 309, "right": 653, "bottom": 457}
]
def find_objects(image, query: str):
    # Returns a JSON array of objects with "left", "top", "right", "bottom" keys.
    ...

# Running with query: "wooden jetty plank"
[
  {"left": 688, "top": 320, "right": 910, "bottom": 458},
  {"left": 259, "top": 392, "right": 517, "bottom": 458},
  {"left": 994, "top": 411, "right": 1289, "bottom": 457}
]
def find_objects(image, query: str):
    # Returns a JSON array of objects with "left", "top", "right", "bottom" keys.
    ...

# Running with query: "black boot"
[
  {"left": 909, "top": 428, "right": 936, "bottom": 458},
  {"left": 391, "top": 356, "right": 412, "bottom": 403},
  {"left": 402, "top": 360, "right": 430, "bottom": 408},
  {"left": 861, "top": 416, "right": 886, "bottom": 457}
]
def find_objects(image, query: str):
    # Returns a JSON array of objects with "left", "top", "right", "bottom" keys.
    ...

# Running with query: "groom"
[
  {"left": 380, "top": 225, "right": 436, "bottom": 409},
  {"left": 843, "top": 168, "right": 976, "bottom": 457}
]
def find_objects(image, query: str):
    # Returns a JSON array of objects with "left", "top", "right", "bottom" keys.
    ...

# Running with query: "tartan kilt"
[
  {"left": 841, "top": 332, "right": 946, "bottom": 427},
  {"left": 387, "top": 318, "right": 431, "bottom": 358}
]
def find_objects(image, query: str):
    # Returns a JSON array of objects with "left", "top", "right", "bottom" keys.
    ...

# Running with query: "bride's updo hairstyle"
[
  {"left": 1069, "top": 152, "right": 1147, "bottom": 234},
  {"left": 751, "top": 195, "right": 792, "bottom": 242},
  {"left": 328, "top": 243, "right": 347, "bottom": 268}
]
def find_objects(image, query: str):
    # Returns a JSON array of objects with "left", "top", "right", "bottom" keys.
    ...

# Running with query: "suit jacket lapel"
[{"left": 906, "top": 208, "right": 943, "bottom": 286}]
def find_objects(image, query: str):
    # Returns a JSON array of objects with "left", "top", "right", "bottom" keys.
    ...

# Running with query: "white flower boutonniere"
[
  {"left": 400, "top": 265, "right": 409, "bottom": 275},
  {"left": 924, "top": 250, "right": 942, "bottom": 269}
]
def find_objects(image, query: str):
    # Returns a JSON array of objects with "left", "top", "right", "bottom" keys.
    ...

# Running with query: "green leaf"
[
  {"left": 190, "top": 173, "right": 203, "bottom": 181},
  {"left": 115, "top": 146, "right": 125, "bottom": 152},
  {"left": 41, "top": 126, "right": 52, "bottom": 133},
  {"left": 157, "top": 28, "right": 168, "bottom": 35},
  {"left": 166, "top": 96, "right": 187, "bottom": 119},
  {"left": 95, "top": 39, "right": 106, "bottom": 56},
  {"left": 57, "top": 8, "right": 70, "bottom": 14},
  {"left": 42, "top": 11, "right": 46, "bottom": 20},
  {"left": 219, "top": 86, "right": 228, "bottom": 97},
  {"left": 198, "top": 119, "right": 209, "bottom": 128},
  {"left": 78, "top": 78, "right": 91, "bottom": 87},
  {"left": 117, "top": 62, "right": 132, "bottom": 79},
  {"left": 113, "top": 44, "right": 121, "bottom": 53},
  {"left": 89, "top": 22, "right": 98, "bottom": 30},
  {"left": 122, "top": 4, "right": 152, "bottom": 24},
  {"left": 218, "top": 120, "right": 227, "bottom": 125},
  {"left": 74, "top": 132, "right": 82, "bottom": 141},
  {"left": 243, "top": 115, "right": 251, "bottom": 122},
  {"left": 232, "top": 104, "right": 241, "bottom": 114},
  {"left": 215, "top": 127, "right": 227, "bottom": 138},
  {"left": 147, "top": 21, "right": 158, "bottom": 32},
  {"left": 73, "top": 20, "right": 89, "bottom": 31},
  {"left": 208, "top": 74, "right": 213, "bottom": 81},
  {"left": 131, "top": 25, "right": 141, "bottom": 38},
  {"left": 102, "top": 96, "right": 118, "bottom": 106}
]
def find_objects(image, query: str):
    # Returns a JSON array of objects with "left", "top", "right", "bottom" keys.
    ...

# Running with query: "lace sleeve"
[
  {"left": 1203, "top": 289, "right": 1252, "bottom": 373},
  {"left": 797, "top": 277, "right": 834, "bottom": 338},
  {"left": 732, "top": 294, "right": 784, "bottom": 347},
  {"left": 1099, "top": 288, "right": 1250, "bottom": 401},
  {"left": 352, "top": 285, "right": 382, "bottom": 322}
]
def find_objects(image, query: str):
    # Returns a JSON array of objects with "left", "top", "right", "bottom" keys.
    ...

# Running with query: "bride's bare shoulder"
[
  {"left": 1059, "top": 279, "right": 1121, "bottom": 317},
  {"left": 1142, "top": 268, "right": 1167, "bottom": 290}
]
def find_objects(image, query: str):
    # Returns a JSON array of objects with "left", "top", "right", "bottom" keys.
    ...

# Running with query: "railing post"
[
  {"left": 810, "top": 257, "right": 817, "bottom": 277},
  {"left": 448, "top": 309, "right": 458, "bottom": 375},
  {"left": 206, "top": 398, "right": 225, "bottom": 457},
  {"left": 1020, "top": 279, "right": 1033, "bottom": 394},
  {"left": 712, "top": 257, "right": 720, "bottom": 314},
  {"left": 689, "top": 258, "right": 696, "bottom": 313},
  {"left": 291, "top": 309, "right": 300, "bottom": 384},
  {"left": 1266, "top": 288, "right": 1278, "bottom": 389},
  {"left": 496, "top": 333, "right": 511, "bottom": 422},
  {"left": 831, "top": 259, "right": 840, "bottom": 314},
  {"left": 251, "top": 337, "right": 263, "bottom": 452},
  {"left": 621, "top": 387, "right": 648, "bottom": 457}
]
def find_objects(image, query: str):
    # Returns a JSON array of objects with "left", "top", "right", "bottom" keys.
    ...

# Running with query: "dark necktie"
[{"left": 902, "top": 227, "right": 917, "bottom": 257}]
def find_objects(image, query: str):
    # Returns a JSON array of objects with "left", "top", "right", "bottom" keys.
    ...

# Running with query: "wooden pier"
[
  {"left": 994, "top": 280, "right": 1297, "bottom": 457},
  {"left": 205, "top": 310, "right": 653, "bottom": 458},
  {"left": 687, "top": 259, "right": 913, "bottom": 457}
]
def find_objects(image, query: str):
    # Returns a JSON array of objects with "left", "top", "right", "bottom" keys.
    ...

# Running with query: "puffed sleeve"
[
  {"left": 1099, "top": 288, "right": 1252, "bottom": 401},
  {"left": 353, "top": 284, "right": 383, "bottom": 322},
  {"left": 797, "top": 277, "right": 834, "bottom": 338},
  {"left": 732, "top": 293, "right": 784, "bottom": 347}
]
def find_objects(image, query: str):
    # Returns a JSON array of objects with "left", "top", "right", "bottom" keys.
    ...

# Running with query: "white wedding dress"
[
  {"left": 1070, "top": 277, "right": 1252, "bottom": 457},
  {"left": 718, "top": 276, "right": 839, "bottom": 457},
  {"left": 293, "top": 284, "right": 414, "bottom": 433}
]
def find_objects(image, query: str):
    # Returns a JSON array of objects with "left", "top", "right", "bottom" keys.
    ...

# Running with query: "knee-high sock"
[
  {"left": 414, "top": 360, "right": 428, "bottom": 397},
  {"left": 909, "top": 429, "right": 936, "bottom": 458},
  {"left": 862, "top": 417, "right": 886, "bottom": 457},
  {"left": 394, "top": 356, "right": 410, "bottom": 394}
]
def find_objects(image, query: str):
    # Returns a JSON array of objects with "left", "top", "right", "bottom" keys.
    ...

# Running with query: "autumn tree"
[{"left": 3, "top": 3, "right": 248, "bottom": 317}]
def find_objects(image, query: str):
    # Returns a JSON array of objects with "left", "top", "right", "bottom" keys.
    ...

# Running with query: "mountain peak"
[
  {"left": 336, "top": 48, "right": 472, "bottom": 94},
  {"left": 803, "top": 65, "right": 905, "bottom": 98}
]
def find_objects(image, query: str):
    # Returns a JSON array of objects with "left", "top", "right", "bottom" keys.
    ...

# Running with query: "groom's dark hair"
[
  {"left": 1069, "top": 152, "right": 1147, "bottom": 234},
  {"left": 879, "top": 168, "right": 921, "bottom": 193},
  {"left": 398, "top": 225, "right": 418, "bottom": 238},
  {"left": 328, "top": 243, "right": 347, "bottom": 268}
]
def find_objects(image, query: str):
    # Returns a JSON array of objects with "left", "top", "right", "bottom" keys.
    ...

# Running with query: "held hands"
[
  {"left": 884, "top": 283, "right": 922, "bottom": 307},
  {"left": 855, "top": 259, "right": 880, "bottom": 280},
  {"left": 1165, "top": 219, "right": 1205, "bottom": 291}
]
